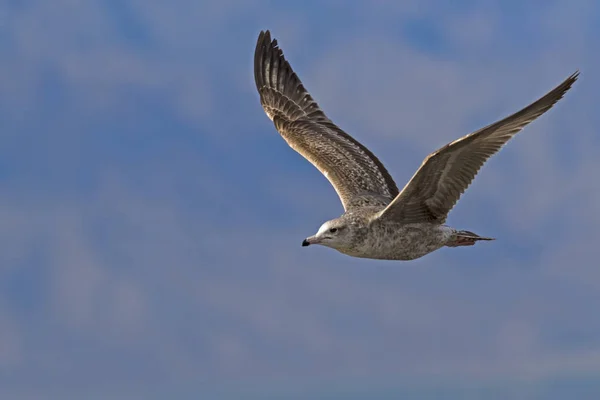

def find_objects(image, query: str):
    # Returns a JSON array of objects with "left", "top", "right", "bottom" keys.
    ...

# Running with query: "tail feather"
[{"left": 446, "top": 230, "right": 495, "bottom": 247}]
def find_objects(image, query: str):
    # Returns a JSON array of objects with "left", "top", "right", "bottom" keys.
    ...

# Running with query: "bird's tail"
[{"left": 446, "top": 230, "right": 495, "bottom": 247}]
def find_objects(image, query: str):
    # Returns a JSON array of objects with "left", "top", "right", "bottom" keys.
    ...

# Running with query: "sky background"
[{"left": 1, "top": 0, "right": 600, "bottom": 399}]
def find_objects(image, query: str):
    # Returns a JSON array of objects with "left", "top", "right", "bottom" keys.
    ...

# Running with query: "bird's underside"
[{"left": 254, "top": 30, "right": 578, "bottom": 260}]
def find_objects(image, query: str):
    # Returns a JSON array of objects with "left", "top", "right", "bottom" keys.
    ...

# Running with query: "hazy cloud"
[{"left": 1, "top": 0, "right": 600, "bottom": 398}]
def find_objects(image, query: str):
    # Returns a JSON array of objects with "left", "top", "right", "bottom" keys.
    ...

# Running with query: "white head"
[{"left": 302, "top": 218, "right": 353, "bottom": 250}]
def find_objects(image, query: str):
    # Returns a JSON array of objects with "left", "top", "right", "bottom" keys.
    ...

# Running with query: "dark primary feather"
[
  {"left": 254, "top": 30, "right": 399, "bottom": 211},
  {"left": 378, "top": 71, "right": 579, "bottom": 224}
]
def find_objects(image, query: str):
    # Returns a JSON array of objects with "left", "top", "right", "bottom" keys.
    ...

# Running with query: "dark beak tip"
[{"left": 302, "top": 239, "right": 310, "bottom": 247}]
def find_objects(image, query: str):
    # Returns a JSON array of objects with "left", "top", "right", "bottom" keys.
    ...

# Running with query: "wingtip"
[
  {"left": 568, "top": 70, "right": 580, "bottom": 84},
  {"left": 255, "top": 30, "right": 277, "bottom": 91},
  {"left": 255, "top": 30, "right": 277, "bottom": 64},
  {"left": 565, "top": 70, "right": 580, "bottom": 86},
  {"left": 548, "top": 70, "right": 580, "bottom": 104},
  {"left": 257, "top": 30, "right": 273, "bottom": 47},
  {"left": 558, "top": 70, "right": 580, "bottom": 98}
]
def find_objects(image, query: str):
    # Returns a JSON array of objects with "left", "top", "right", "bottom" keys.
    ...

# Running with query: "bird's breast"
[{"left": 344, "top": 222, "right": 449, "bottom": 260}]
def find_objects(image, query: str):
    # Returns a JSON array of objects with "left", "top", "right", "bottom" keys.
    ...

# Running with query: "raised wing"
[
  {"left": 254, "top": 30, "right": 399, "bottom": 210},
  {"left": 377, "top": 71, "right": 579, "bottom": 224}
]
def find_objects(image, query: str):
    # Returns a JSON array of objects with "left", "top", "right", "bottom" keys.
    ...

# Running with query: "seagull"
[{"left": 254, "top": 30, "right": 578, "bottom": 261}]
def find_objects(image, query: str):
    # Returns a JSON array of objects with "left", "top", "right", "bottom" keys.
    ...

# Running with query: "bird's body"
[
  {"left": 303, "top": 202, "right": 486, "bottom": 260},
  {"left": 332, "top": 210, "right": 454, "bottom": 260},
  {"left": 254, "top": 30, "right": 578, "bottom": 261},
  {"left": 347, "top": 222, "right": 452, "bottom": 261}
]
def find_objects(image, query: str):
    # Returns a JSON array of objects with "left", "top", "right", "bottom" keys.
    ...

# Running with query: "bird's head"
[{"left": 302, "top": 217, "right": 353, "bottom": 251}]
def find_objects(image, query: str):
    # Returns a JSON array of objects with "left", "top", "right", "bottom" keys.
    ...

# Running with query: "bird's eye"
[{"left": 329, "top": 228, "right": 338, "bottom": 233}]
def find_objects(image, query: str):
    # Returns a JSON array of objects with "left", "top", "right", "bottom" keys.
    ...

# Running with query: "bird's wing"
[
  {"left": 376, "top": 71, "right": 579, "bottom": 224},
  {"left": 255, "top": 30, "right": 399, "bottom": 211}
]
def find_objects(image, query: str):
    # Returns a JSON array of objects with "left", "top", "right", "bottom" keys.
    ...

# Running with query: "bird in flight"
[{"left": 254, "top": 30, "right": 578, "bottom": 261}]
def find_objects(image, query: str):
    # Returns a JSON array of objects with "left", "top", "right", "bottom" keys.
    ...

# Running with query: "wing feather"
[
  {"left": 255, "top": 30, "right": 399, "bottom": 210},
  {"left": 377, "top": 71, "right": 579, "bottom": 223}
]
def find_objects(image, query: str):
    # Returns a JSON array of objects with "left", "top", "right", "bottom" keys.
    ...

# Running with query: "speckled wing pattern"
[
  {"left": 378, "top": 71, "right": 579, "bottom": 224},
  {"left": 254, "top": 30, "right": 399, "bottom": 211}
]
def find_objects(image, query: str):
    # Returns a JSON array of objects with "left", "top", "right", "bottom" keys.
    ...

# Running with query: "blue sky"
[{"left": 1, "top": 0, "right": 600, "bottom": 398}]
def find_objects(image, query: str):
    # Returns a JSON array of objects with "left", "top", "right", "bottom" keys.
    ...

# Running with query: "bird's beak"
[{"left": 302, "top": 236, "right": 318, "bottom": 247}]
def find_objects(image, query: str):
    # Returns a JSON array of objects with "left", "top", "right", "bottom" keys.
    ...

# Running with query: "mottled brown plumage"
[
  {"left": 254, "top": 30, "right": 578, "bottom": 260},
  {"left": 255, "top": 30, "right": 398, "bottom": 211},
  {"left": 378, "top": 73, "right": 579, "bottom": 224}
]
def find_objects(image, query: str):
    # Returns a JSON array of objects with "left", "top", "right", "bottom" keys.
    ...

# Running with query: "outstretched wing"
[
  {"left": 254, "top": 30, "right": 399, "bottom": 210},
  {"left": 377, "top": 71, "right": 579, "bottom": 224}
]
